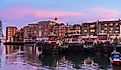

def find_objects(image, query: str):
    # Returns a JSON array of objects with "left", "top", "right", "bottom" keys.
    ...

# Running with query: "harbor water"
[{"left": 0, "top": 44, "right": 121, "bottom": 70}]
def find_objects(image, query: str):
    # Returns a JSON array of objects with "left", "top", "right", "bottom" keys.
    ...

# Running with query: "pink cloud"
[
  {"left": 0, "top": 6, "right": 120, "bottom": 23},
  {"left": 91, "top": 7, "right": 119, "bottom": 19},
  {"left": 0, "top": 7, "right": 85, "bottom": 21}
]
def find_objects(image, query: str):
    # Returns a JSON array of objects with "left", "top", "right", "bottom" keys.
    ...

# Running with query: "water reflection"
[{"left": 0, "top": 45, "right": 121, "bottom": 70}]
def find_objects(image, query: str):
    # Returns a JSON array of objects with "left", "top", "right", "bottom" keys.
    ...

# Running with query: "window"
[
  {"left": 90, "top": 25, "right": 95, "bottom": 28},
  {"left": 109, "top": 23, "right": 113, "bottom": 26},
  {"left": 110, "top": 28, "right": 113, "bottom": 30},
  {"left": 115, "top": 31, "right": 119, "bottom": 33},
  {"left": 84, "top": 30, "right": 87, "bottom": 32},
  {"left": 90, "top": 29, "right": 95, "bottom": 32},
  {"left": 104, "top": 24, "right": 107, "bottom": 26},
  {"left": 104, "top": 28, "right": 107, "bottom": 30},
  {"left": 116, "top": 27, "right": 119, "bottom": 29},
  {"left": 109, "top": 31, "right": 112, "bottom": 33},
  {"left": 115, "top": 23, "right": 119, "bottom": 26}
]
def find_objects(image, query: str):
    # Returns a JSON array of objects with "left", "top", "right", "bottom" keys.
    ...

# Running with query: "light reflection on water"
[{"left": 0, "top": 44, "right": 121, "bottom": 70}]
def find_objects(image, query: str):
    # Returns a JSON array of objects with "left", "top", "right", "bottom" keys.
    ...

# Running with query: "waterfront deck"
[{"left": 3, "top": 41, "right": 121, "bottom": 55}]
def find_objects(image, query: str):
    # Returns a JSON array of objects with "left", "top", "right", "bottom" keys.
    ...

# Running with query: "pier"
[{"left": 3, "top": 40, "right": 121, "bottom": 55}]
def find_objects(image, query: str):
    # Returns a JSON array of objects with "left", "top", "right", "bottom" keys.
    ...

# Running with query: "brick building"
[{"left": 6, "top": 26, "right": 18, "bottom": 42}]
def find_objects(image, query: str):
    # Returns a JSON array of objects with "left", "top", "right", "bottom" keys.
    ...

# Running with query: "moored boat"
[
  {"left": 109, "top": 50, "right": 121, "bottom": 65},
  {"left": 81, "top": 57, "right": 100, "bottom": 70},
  {"left": 83, "top": 57, "right": 95, "bottom": 66}
]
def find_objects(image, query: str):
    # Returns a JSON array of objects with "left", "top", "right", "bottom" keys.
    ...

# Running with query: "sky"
[{"left": 0, "top": 0, "right": 121, "bottom": 34}]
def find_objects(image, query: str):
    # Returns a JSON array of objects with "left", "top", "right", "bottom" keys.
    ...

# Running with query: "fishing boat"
[{"left": 109, "top": 50, "right": 121, "bottom": 65}]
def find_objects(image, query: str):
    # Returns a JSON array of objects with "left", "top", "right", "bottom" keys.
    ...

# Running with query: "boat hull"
[
  {"left": 110, "top": 57, "right": 121, "bottom": 65},
  {"left": 112, "top": 61, "right": 121, "bottom": 65}
]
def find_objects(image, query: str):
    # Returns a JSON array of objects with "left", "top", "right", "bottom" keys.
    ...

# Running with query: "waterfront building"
[
  {"left": 6, "top": 26, "right": 18, "bottom": 42},
  {"left": 22, "top": 20, "right": 53, "bottom": 42},
  {"left": 23, "top": 26, "right": 31, "bottom": 41},
  {"left": 46, "top": 33, "right": 59, "bottom": 45},
  {"left": 38, "top": 21, "right": 53, "bottom": 38},
  {"left": 13, "top": 28, "right": 24, "bottom": 41},
  {"left": 23, "top": 23, "right": 38, "bottom": 41},
  {"left": 80, "top": 22, "right": 97, "bottom": 43},
  {"left": 52, "top": 23, "right": 66, "bottom": 40},
  {"left": 7, "top": 18, "right": 121, "bottom": 44},
  {"left": 0, "top": 21, "right": 3, "bottom": 42},
  {"left": 28, "top": 23, "right": 39, "bottom": 40},
  {"left": 97, "top": 20, "right": 121, "bottom": 43},
  {"left": 80, "top": 20, "right": 121, "bottom": 43},
  {"left": 98, "top": 20, "right": 120, "bottom": 36},
  {"left": 64, "top": 24, "right": 82, "bottom": 44},
  {"left": 82, "top": 22, "right": 97, "bottom": 36}
]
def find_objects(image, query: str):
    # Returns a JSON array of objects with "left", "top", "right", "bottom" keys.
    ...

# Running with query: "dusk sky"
[{"left": 0, "top": 0, "right": 121, "bottom": 34}]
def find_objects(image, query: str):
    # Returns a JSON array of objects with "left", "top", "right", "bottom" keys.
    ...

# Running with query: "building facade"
[
  {"left": 81, "top": 20, "right": 121, "bottom": 43},
  {"left": 0, "top": 21, "right": 3, "bottom": 42},
  {"left": 13, "top": 28, "right": 24, "bottom": 41},
  {"left": 52, "top": 23, "right": 66, "bottom": 40},
  {"left": 6, "top": 26, "right": 18, "bottom": 42},
  {"left": 23, "top": 23, "right": 39, "bottom": 41},
  {"left": 64, "top": 24, "right": 82, "bottom": 44},
  {"left": 82, "top": 22, "right": 97, "bottom": 36},
  {"left": 38, "top": 21, "right": 52, "bottom": 38}
]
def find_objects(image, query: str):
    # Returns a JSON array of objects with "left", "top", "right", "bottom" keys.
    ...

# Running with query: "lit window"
[
  {"left": 115, "top": 23, "right": 118, "bottom": 25},
  {"left": 104, "top": 28, "right": 107, "bottom": 30},
  {"left": 109, "top": 31, "right": 112, "bottom": 33},
  {"left": 110, "top": 28, "right": 113, "bottom": 30},
  {"left": 90, "top": 25, "right": 95, "bottom": 28},
  {"left": 109, "top": 23, "right": 113, "bottom": 26},
  {"left": 90, "top": 29, "right": 95, "bottom": 32},
  {"left": 104, "top": 24, "right": 107, "bottom": 26},
  {"left": 84, "top": 30, "right": 87, "bottom": 32},
  {"left": 115, "top": 31, "right": 119, "bottom": 33},
  {"left": 116, "top": 27, "right": 119, "bottom": 29}
]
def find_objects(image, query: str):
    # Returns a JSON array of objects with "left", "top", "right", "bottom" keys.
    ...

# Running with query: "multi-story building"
[
  {"left": 23, "top": 26, "right": 30, "bottom": 40},
  {"left": 81, "top": 22, "right": 98, "bottom": 43},
  {"left": 0, "top": 21, "right": 3, "bottom": 42},
  {"left": 82, "top": 22, "right": 97, "bottom": 36},
  {"left": 72, "top": 24, "right": 82, "bottom": 34},
  {"left": 97, "top": 20, "right": 121, "bottom": 43},
  {"left": 28, "top": 23, "right": 39, "bottom": 40},
  {"left": 38, "top": 21, "right": 53, "bottom": 38},
  {"left": 23, "top": 23, "right": 38, "bottom": 41},
  {"left": 6, "top": 26, "right": 18, "bottom": 42},
  {"left": 13, "top": 28, "right": 24, "bottom": 41},
  {"left": 64, "top": 24, "right": 82, "bottom": 44},
  {"left": 98, "top": 20, "right": 121, "bottom": 36},
  {"left": 81, "top": 20, "right": 121, "bottom": 43},
  {"left": 52, "top": 23, "right": 66, "bottom": 40}
]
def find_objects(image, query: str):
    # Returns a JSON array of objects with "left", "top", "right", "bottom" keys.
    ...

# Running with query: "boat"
[
  {"left": 81, "top": 57, "right": 100, "bottom": 70},
  {"left": 109, "top": 50, "right": 121, "bottom": 65},
  {"left": 83, "top": 57, "right": 95, "bottom": 66}
]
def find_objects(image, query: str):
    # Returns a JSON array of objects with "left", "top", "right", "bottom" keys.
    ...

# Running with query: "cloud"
[
  {"left": 0, "top": 7, "right": 85, "bottom": 21},
  {"left": 0, "top": 6, "right": 120, "bottom": 25},
  {"left": 91, "top": 7, "right": 119, "bottom": 19}
]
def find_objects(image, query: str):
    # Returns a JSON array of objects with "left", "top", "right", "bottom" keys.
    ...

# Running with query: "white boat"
[
  {"left": 83, "top": 58, "right": 95, "bottom": 66},
  {"left": 109, "top": 50, "right": 121, "bottom": 65},
  {"left": 81, "top": 58, "right": 100, "bottom": 70}
]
